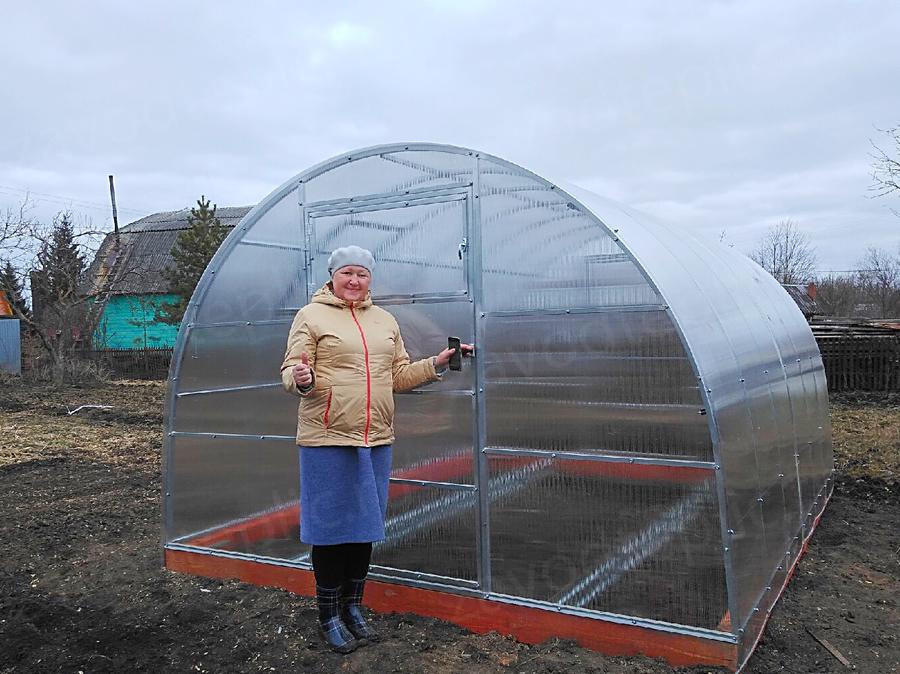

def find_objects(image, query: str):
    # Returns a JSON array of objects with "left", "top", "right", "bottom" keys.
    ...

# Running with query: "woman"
[{"left": 280, "top": 245, "right": 472, "bottom": 653}]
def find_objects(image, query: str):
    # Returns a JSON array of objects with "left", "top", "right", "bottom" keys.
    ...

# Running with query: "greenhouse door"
[{"left": 303, "top": 184, "right": 482, "bottom": 588}]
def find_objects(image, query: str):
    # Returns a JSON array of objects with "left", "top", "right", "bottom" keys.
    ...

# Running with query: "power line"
[{"left": 0, "top": 184, "right": 148, "bottom": 218}]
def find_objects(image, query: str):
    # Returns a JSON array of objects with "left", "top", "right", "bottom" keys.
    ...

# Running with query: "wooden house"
[{"left": 85, "top": 206, "right": 251, "bottom": 349}]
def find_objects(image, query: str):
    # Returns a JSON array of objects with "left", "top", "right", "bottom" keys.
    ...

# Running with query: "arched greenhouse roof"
[{"left": 164, "top": 143, "right": 833, "bottom": 671}]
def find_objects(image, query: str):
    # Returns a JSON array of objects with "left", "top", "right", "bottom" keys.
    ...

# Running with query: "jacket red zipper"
[
  {"left": 349, "top": 306, "right": 371, "bottom": 445},
  {"left": 323, "top": 389, "right": 333, "bottom": 427}
]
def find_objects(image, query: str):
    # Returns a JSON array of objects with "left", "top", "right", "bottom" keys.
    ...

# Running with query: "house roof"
[
  {"left": 781, "top": 283, "right": 817, "bottom": 318},
  {"left": 85, "top": 206, "right": 252, "bottom": 296},
  {"left": 119, "top": 206, "right": 252, "bottom": 234}
]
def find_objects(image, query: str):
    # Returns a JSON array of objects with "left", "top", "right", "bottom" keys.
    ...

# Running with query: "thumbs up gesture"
[{"left": 292, "top": 352, "right": 313, "bottom": 389}]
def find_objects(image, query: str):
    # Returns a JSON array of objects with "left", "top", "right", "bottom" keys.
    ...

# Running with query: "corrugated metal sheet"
[{"left": 0, "top": 319, "right": 22, "bottom": 375}]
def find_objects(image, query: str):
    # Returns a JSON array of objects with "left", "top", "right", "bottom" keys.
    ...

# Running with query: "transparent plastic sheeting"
[
  {"left": 567, "top": 186, "right": 832, "bottom": 630},
  {"left": 478, "top": 159, "right": 661, "bottom": 312},
  {"left": 165, "top": 144, "right": 832, "bottom": 642},
  {"left": 168, "top": 434, "right": 299, "bottom": 541},
  {"left": 483, "top": 310, "right": 712, "bottom": 459},
  {"left": 487, "top": 456, "right": 727, "bottom": 629}
]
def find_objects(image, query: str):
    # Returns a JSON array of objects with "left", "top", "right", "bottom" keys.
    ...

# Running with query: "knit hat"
[{"left": 327, "top": 245, "right": 375, "bottom": 276}]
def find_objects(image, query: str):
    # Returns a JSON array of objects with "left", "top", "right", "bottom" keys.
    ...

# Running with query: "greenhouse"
[{"left": 163, "top": 143, "right": 833, "bottom": 671}]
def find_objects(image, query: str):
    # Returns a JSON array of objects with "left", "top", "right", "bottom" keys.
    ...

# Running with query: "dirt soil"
[{"left": 1, "top": 380, "right": 897, "bottom": 673}]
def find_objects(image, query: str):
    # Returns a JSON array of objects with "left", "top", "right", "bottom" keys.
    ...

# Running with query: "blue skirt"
[{"left": 298, "top": 445, "right": 392, "bottom": 545}]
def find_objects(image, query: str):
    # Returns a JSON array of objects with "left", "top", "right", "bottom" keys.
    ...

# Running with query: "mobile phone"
[{"left": 448, "top": 336, "right": 462, "bottom": 371}]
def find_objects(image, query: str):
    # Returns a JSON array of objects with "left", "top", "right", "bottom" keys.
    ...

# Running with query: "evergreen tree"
[
  {"left": 0, "top": 259, "right": 30, "bottom": 318},
  {"left": 158, "top": 196, "right": 230, "bottom": 325},
  {"left": 32, "top": 213, "right": 86, "bottom": 307},
  {"left": 27, "top": 212, "right": 89, "bottom": 362}
]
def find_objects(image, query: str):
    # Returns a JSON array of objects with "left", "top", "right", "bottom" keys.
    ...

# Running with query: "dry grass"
[
  {"left": 830, "top": 395, "right": 900, "bottom": 483},
  {"left": 0, "top": 380, "right": 165, "bottom": 468}
]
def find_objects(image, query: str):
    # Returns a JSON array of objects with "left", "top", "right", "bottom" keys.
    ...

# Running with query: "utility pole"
[{"left": 108, "top": 175, "right": 119, "bottom": 244}]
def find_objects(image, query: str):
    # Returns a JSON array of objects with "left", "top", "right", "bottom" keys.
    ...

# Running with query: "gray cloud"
[{"left": 1, "top": 0, "right": 898, "bottom": 269}]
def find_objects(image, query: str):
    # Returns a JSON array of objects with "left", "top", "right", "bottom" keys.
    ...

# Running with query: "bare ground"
[{"left": 0, "top": 380, "right": 897, "bottom": 673}]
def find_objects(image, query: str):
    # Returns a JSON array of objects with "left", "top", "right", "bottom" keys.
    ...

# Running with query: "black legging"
[{"left": 311, "top": 543, "right": 373, "bottom": 588}]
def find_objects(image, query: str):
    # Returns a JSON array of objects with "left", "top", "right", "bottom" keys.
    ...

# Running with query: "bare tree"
[
  {"left": 2, "top": 209, "right": 151, "bottom": 380},
  {"left": 814, "top": 273, "right": 861, "bottom": 317},
  {"left": 750, "top": 219, "right": 818, "bottom": 284},
  {"left": 856, "top": 246, "right": 900, "bottom": 318},
  {"left": 871, "top": 125, "right": 900, "bottom": 215},
  {"left": 0, "top": 196, "right": 35, "bottom": 265}
]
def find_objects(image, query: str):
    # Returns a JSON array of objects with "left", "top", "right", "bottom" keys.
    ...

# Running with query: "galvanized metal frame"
[
  {"left": 470, "top": 152, "right": 492, "bottom": 594},
  {"left": 162, "top": 142, "right": 832, "bottom": 665},
  {"left": 484, "top": 447, "right": 717, "bottom": 469}
]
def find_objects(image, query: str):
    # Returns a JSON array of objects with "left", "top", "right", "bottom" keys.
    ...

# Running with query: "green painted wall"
[{"left": 93, "top": 294, "right": 180, "bottom": 349}]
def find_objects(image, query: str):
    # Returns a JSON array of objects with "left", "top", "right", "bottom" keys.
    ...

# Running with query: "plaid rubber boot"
[
  {"left": 340, "top": 577, "right": 380, "bottom": 643},
  {"left": 315, "top": 584, "right": 359, "bottom": 654}
]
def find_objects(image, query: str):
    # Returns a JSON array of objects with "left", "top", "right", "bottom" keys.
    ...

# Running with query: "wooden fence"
[
  {"left": 81, "top": 347, "right": 172, "bottom": 380},
  {"left": 816, "top": 334, "right": 900, "bottom": 392}
]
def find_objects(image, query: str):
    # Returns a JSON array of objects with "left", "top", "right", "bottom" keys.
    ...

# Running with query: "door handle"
[{"left": 458, "top": 237, "right": 468, "bottom": 260}]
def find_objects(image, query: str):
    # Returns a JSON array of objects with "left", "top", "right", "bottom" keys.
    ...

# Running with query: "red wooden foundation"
[{"left": 165, "top": 548, "right": 738, "bottom": 670}]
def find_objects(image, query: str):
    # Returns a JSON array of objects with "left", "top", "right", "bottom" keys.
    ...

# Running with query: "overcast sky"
[{"left": 1, "top": 0, "right": 898, "bottom": 272}]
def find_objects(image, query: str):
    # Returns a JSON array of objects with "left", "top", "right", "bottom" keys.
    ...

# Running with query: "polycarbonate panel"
[
  {"left": 392, "top": 392, "right": 474, "bottom": 484},
  {"left": 373, "top": 483, "right": 477, "bottom": 581},
  {"left": 565, "top": 197, "right": 779, "bottom": 630},
  {"left": 383, "top": 300, "right": 475, "bottom": 394},
  {"left": 478, "top": 161, "right": 659, "bottom": 312},
  {"left": 309, "top": 196, "right": 468, "bottom": 297},
  {"left": 728, "top": 503, "right": 768, "bottom": 628},
  {"left": 728, "top": 249, "right": 831, "bottom": 525},
  {"left": 487, "top": 456, "right": 727, "bottom": 629},
  {"left": 168, "top": 434, "right": 298, "bottom": 541},
  {"left": 178, "top": 321, "right": 292, "bottom": 392},
  {"left": 194, "top": 241, "right": 305, "bottom": 324},
  {"left": 681, "top": 235, "right": 801, "bottom": 581},
  {"left": 483, "top": 310, "right": 711, "bottom": 459},
  {"left": 173, "top": 385, "right": 297, "bottom": 438},
  {"left": 304, "top": 150, "right": 473, "bottom": 204},
  {"left": 235, "top": 187, "right": 301, "bottom": 245},
  {"left": 567, "top": 188, "right": 828, "bottom": 634}
]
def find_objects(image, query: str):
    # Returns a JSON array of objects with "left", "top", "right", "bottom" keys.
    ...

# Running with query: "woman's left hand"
[{"left": 434, "top": 343, "right": 475, "bottom": 369}]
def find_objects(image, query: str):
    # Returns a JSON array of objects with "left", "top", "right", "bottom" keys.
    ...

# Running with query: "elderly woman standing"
[{"left": 280, "top": 245, "right": 471, "bottom": 654}]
